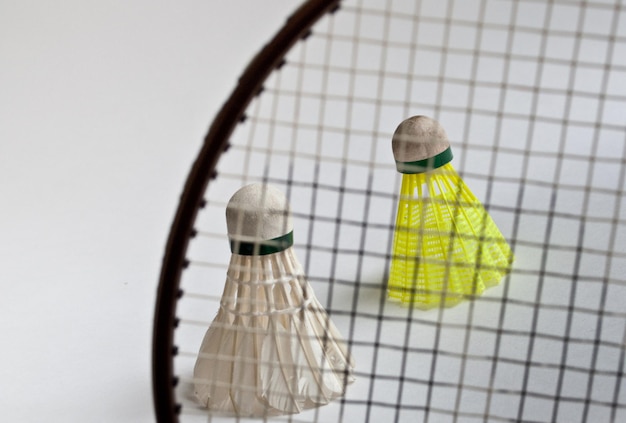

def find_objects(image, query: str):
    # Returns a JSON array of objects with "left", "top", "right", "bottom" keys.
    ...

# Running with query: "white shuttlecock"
[{"left": 193, "top": 183, "right": 354, "bottom": 417}]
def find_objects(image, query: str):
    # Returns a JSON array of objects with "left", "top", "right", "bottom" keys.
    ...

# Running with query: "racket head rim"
[{"left": 151, "top": 1, "right": 341, "bottom": 421}]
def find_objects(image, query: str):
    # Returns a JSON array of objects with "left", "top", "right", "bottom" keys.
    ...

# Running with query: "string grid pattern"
[{"left": 171, "top": 1, "right": 626, "bottom": 421}]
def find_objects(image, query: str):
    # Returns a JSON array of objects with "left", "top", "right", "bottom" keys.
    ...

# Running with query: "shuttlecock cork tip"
[
  {"left": 392, "top": 115, "right": 453, "bottom": 174},
  {"left": 226, "top": 183, "right": 294, "bottom": 255}
]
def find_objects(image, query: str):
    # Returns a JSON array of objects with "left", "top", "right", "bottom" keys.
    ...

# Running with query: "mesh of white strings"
[{"left": 174, "top": 0, "right": 626, "bottom": 422}]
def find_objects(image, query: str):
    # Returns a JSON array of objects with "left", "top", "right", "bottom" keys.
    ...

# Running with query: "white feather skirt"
[{"left": 193, "top": 247, "right": 355, "bottom": 416}]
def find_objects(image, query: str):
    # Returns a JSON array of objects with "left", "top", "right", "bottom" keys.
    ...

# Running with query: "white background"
[{"left": 0, "top": 1, "right": 295, "bottom": 421}]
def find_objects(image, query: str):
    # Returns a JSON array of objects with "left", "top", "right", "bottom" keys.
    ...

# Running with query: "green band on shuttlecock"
[
  {"left": 229, "top": 231, "right": 294, "bottom": 255},
  {"left": 396, "top": 147, "right": 453, "bottom": 174}
]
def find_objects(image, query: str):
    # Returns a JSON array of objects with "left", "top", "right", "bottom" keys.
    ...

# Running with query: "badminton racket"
[{"left": 153, "top": 0, "right": 626, "bottom": 422}]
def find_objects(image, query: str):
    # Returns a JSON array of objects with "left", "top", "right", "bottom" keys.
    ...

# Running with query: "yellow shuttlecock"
[{"left": 388, "top": 116, "right": 513, "bottom": 308}]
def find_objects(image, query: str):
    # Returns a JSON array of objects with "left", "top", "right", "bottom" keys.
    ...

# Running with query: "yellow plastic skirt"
[{"left": 388, "top": 163, "right": 513, "bottom": 308}]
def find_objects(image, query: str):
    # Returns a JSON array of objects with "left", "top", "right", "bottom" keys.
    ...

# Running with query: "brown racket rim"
[{"left": 151, "top": 1, "right": 341, "bottom": 421}]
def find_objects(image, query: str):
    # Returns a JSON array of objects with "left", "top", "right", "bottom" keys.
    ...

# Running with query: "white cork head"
[
  {"left": 392, "top": 116, "right": 452, "bottom": 173},
  {"left": 226, "top": 183, "right": 293, "bottom": 243}
]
